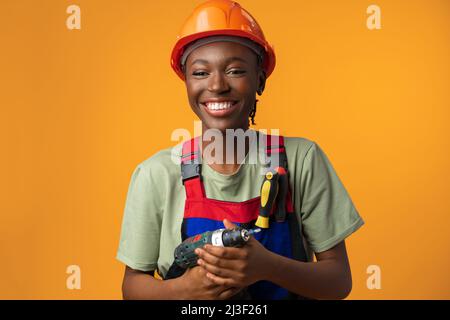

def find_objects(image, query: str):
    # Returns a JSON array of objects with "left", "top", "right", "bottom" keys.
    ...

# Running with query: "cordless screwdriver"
[{"left": 174, "top": 227, "right": 261, "bottom": 269}]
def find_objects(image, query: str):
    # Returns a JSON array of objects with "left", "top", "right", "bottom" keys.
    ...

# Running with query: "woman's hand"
[
  {"left": 195, "top": 219, "right": 273, "bottom": 288},
  {"left": 178, "top": 264, "right": 243, "bottom": 300}
]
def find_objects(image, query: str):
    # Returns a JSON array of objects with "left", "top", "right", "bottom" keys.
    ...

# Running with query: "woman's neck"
[{"left": 201, "top": 125, "right": 252, "bottom": 175}]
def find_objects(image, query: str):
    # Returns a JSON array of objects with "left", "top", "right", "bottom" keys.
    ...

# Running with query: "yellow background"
[{"left": 1, "top": 0, "right": 449, "bottom": 299}]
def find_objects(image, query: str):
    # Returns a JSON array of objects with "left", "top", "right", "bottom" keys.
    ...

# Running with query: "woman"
[{"left": 117, "top": 0, "right": 364, "bottom": 300}]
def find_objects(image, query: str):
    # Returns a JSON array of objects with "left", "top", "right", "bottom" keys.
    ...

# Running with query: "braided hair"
[{"left": 249, "top": 99, "right": 258, "bottom": 126}]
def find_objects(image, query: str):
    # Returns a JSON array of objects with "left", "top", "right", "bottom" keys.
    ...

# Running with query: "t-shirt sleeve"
[
  {"left": 299, "top": 142, "right": 364, "bottom": 253},
  {"left": 116, "top": 164, "right": 162, "bottom": 271}
]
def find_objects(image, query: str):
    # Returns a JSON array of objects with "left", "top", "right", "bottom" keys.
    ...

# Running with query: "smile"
[
  {"left": 201, "top": 100, "right": 239, "bottom": 117},
  {"left": 205, "top": 101, "right": 236, "bottom": 110}
]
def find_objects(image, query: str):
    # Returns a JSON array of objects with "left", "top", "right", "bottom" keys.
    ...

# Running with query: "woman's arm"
[
  {"left": 122, "top": 266, "right": 182, "bottom": 300},
  {"left": 195, "top": 220, "right": 353, "bottom": 300},
  {"left": 264, "top": 241, "right": 352, "bottom": 299},
  {"left": 122, "top": 265, "right": 242, "bottom": 300}
]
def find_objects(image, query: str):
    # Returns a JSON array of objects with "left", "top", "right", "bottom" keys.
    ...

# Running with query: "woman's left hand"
[{"left": 195, "top": 219, "right": 273, "bottom": 288}]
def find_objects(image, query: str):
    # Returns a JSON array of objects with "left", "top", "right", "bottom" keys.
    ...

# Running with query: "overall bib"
[{"left": 167, "top": 134, "right": 309, "bottom": 299}]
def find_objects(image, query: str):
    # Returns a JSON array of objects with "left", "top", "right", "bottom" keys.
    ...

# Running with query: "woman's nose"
[{"left": 207, "top": 72, "right": 230, "bottom": 93}]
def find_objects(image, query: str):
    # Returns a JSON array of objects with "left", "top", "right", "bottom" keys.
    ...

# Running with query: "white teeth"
[{"left": 205, "top": 101, "right": 234, "bottom": 111}]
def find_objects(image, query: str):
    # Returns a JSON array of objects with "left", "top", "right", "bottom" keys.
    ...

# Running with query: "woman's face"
[{"left": 184, "top": 41, "right": 265, "bottom": 132}]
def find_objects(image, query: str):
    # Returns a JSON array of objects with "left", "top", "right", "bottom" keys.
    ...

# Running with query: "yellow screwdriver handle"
[{"left": 255, "top": 170, "right": 279, "bottom": 228}]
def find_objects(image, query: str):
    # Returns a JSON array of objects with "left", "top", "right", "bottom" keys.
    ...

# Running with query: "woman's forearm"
[
  {"left": 264, "top": 251, "right": 352, "bottom": 300},
  {"left": 122, "top": 270, "right": 186, "bottom": 300},
  {"left": 122, "top": 248, "right": 353, "bottom": 300}
]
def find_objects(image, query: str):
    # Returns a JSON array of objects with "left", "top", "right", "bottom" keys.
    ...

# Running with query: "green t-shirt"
[{"left": 116, "top": 133, "right": 364, "bottom": 277}]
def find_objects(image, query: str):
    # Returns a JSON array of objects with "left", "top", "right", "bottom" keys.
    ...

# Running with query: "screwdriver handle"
[{"left": 255, "top": 169, "right": 279, "bottom": 228}]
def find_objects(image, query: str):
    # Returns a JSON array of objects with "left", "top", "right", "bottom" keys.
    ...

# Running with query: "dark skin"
[
  {"left": 184, "top": 41, "right": 266, "bottom": 174},
  {"left": 185, "top": 41, "right": 265, "bottom": 133},
  {"left": 121, "top": 42, "right": 353, "bottom": 300}
]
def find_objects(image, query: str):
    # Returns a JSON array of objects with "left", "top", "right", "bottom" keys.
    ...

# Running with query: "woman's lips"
[{"left": 201, "top": 101, "right": 239, "bottom": 117}]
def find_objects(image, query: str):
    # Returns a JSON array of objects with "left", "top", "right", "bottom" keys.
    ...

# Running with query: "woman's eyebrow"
[
  {"left": 224, "top": 56, "right": 249, "bottom": 64},
  {"left": 191, "top": 58, "right": 209, "bottom": 65},
  {"left": 190, "top": 56, "right": 249, "bottom": 66}
]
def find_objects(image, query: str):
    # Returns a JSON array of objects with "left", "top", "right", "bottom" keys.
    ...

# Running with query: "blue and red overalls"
[{"left": 166, "top": 134, "right": 309, "bottom": 299}]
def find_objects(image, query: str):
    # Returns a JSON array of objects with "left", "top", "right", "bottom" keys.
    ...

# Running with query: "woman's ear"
[{"left": 257, "top": 71, "right": 267, "bottom": 96}]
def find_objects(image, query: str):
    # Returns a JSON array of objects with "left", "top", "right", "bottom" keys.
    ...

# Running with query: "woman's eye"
[
  {"left": 227, "top": 69, "right": 246, "bottom": 75},
  {"left": 192, "top": 71, "right": 208, "bottom": 76}
]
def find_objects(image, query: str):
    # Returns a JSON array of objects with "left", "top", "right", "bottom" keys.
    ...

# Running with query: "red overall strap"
[
  {"left": 265, "top": 134, "right": 286, "bottom": 155},
  {"left": 181, "top": 137, "right": 205, "bottom": 199},
  {"left": 265, "top": 134, "right": 294, "bottom": 213}
]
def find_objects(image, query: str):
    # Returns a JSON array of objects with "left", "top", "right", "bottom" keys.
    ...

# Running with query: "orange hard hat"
[{"left": 171, "top": 0, "right": 276, "bottom": 80}]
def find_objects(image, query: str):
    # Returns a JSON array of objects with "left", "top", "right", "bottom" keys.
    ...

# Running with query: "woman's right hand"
[{"left": 178, "top": 265, "right": 242, "bottom": 300}]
